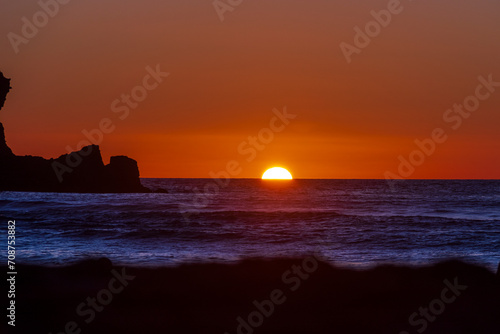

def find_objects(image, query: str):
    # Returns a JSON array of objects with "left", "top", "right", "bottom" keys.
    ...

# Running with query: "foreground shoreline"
[{"left": 7, "top": 257, "right": 500, "bottom": 333}]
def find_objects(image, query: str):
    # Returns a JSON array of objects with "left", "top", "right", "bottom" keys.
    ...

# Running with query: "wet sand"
[{"left": 9, "top": 257, "right": 500, "bottom": 333}]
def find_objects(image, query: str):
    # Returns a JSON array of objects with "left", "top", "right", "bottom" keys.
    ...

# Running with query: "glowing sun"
[{"left": 262, "top": 167, "right": 293, "bottom": 180}]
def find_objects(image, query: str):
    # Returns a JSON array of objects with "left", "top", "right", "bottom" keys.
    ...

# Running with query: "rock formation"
[{"left": 0, "top": 71, "right": 149, "bottom": 193}]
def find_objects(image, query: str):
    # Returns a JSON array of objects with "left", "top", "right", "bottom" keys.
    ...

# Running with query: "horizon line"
[{"left": 140, "top": 177, "right": 500, "bottom": 181}]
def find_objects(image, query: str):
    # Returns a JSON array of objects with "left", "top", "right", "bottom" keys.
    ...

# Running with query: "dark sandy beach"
[{"left": 8, "top": 257, "right": 500, "bottom": 334}]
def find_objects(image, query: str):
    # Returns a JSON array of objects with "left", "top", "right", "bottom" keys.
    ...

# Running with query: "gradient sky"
[{"left": 1, "top": 0, "right": 499, "bottom": 178}]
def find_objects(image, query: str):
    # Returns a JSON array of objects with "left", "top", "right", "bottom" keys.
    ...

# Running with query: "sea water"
[{"left": 1, "top": 179, "right": 499, "bottom": 270}]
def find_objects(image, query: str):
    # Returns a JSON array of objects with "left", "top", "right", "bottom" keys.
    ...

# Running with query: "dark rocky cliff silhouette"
[{"left": 0, "top": 71, "right": 149, "bottom": 192}]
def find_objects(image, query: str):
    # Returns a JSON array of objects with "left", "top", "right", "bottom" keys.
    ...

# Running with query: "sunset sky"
[{"left": 1, "top": 0, "right": 499, "bottom": 178}]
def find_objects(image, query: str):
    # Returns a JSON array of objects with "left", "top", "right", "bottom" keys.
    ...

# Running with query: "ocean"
[{"left": 1, "top": 179, "right": 499, "bottom": 270}]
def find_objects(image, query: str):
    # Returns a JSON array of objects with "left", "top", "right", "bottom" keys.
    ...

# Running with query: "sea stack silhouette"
[{"left": 0, "top": 71, "right": 148, "bottom": 193}]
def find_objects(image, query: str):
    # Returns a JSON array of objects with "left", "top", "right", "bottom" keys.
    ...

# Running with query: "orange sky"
[{"left": 1, "top": 0, "right": 499, "bottom": 179}]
